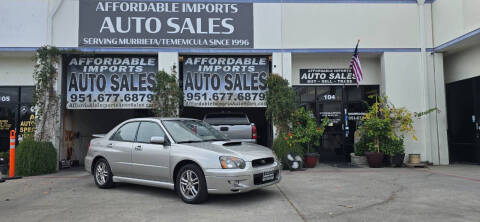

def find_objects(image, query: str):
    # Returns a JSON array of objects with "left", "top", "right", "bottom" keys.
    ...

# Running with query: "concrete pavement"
[{"left": 1, "top": 164, "right": 480, "bottom": 222}]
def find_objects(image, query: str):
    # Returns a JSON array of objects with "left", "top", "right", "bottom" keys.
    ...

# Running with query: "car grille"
[
  {"left": 253, "top": 169, "right": 279, "bottom": 185},
  {"left": 252, "top": 157, "right": 274, "bottom": 168}
]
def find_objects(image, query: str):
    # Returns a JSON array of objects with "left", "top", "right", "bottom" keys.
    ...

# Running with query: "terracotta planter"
[
  {"left": 365, "top": 152, "right": 384, "bottom": 168},
  {"left": 391, "top": 154, "right": 405, "bottom": 167},
  {"left": 304, "top": 153, "right": 319, "bottom": 168}
]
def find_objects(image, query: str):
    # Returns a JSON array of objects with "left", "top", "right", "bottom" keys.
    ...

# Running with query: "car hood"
[{"left": 181, "top": 141, "right": 274, "bottom": 161}]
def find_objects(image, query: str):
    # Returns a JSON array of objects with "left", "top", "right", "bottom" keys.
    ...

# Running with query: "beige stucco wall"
[
  {"left": 432, "top": 0, "right": 480, "bottom": 47},
  {"left": 444, "top": 44, "right": 480, "bottom": 83},
  {"left": 0, "top": 54, "right": 35, "bottom": 86}
]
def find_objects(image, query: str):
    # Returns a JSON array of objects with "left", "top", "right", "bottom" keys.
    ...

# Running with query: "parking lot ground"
[{"left": 1, "top": 164, "right": 480, "bottom": 222}]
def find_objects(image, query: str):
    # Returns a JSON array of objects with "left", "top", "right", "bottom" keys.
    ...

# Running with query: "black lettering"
[
  {"left": 111, "top": 74, "right": 120, "bottom": 91},
  {"left": 233, "top": 74, "right": 242, "bottom": 90},
  {"left": 251, "top": 72, "right": 259, "bottom": 90},
  {"left": 68, "top": 72, "right": 78, "bottom": 91},
  {"left": 138, "top": 73, "right": 147, "bottom": 91},
  {"left": 130, "top": 74, "right": 138, "bottom": 91},
  {"left": 204, "top": 73, "right": 210, "bottom": 90},
  {"left": 147, "top": 73, "right": 156, "bottom": 91},
  {"left": 194, "top": 72, "right": 202, "bottom": 90},
  {"left": 120, "top": 74, "right": 129, "bottom": 91},
  {"left": 211, "top": 74, "right": 220, "bottom": 90},
  {"left": 224, "top": 74, "right": 233, "bottom": 90},
  {"left": 242, "top": 74, "right": 250, "bottom": 90},
  {"left": 97, "top": 74, "right": 106, "bottom": 91},
  {"left": 79, "top": 74, "right": 88, "bottom": 91},
  {"left": 89, "top": 74, "right": 96, "bottom": 92},
  {"left": 184, "top": 72, "right": 194, "bottom": 90}
]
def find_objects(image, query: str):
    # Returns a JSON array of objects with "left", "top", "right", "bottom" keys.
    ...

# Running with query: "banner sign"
[
  {"left": 300, "top": 68, "right": 357, "bottom": 85},
  {"left": 79, "top": 1, "right": 253, "bottom": 48},
  {"left": 66, "top": 55, "right": 158, "bottom": 109},
  {"left": 183, "top": 56, "right": 269, "bottom": 107}
]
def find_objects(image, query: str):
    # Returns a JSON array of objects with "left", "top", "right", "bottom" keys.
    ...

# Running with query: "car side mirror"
[{"left": 150, "top": 136, "right": 165, "bottom": 145}]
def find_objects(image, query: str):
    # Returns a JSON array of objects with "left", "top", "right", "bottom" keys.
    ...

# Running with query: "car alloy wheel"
[
  {"left": 94, "top": 158, "right": 114, "bottom": 188},
  {"left": 95, "top": 161, "right": 108, "bottom": 186},
  {"left": 179, "top": 169, "right": 200, "bottom": 200}
]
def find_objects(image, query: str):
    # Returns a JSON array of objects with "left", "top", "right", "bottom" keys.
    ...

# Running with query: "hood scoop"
[{"left": 222, "top": 141, "right": 242, "bottom": 146}]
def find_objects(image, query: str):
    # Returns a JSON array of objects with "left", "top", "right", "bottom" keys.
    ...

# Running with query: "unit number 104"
[{"left": 323, "top": 95, "right": 336, "bottom": 100}]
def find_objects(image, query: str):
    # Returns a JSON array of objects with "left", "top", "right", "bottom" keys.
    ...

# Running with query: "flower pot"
[
  {"left": 350, "top": 153, "right": 368, "bottom": 166},
  {"left": 365, "top": 152, "right": 384, "bottom": 168},
  {"left": 304, "top": 153, "right": 319, "bottom": 168},
  {"left": 391, "top": 154, "right": 405, "bottom": 167},
  {"left": 409, "top": 154, "right": 421, "bottom": 164}
]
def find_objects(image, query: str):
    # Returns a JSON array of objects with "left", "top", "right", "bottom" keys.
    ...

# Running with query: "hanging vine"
[
  {"left": 151, "top": 66, "right": 184, "bottom": 117},
  {"left": 33, "top": 46, "right": 62, "bottom": 142}
]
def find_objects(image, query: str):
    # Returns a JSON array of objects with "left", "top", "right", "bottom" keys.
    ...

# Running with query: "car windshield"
[{"left": 162, "top": 119, "right": 228, "bottom": 143}]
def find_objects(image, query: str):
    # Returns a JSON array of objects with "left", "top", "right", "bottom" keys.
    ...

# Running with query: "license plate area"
[{"left": 262, "top": 170, "right": 275, "bottom": 181}]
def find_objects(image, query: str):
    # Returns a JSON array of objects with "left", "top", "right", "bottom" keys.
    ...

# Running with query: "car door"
[
  {"left": 107, "top": 121, "right": 139, "bottom": 178},
  {"left": 131, "top": 121, "right": 170, "bottom": 182}
]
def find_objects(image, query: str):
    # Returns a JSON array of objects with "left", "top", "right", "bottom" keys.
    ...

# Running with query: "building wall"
[
  {"left": 432, "top": 0, "right": 480, "bottom": 47},
  {"left": 0, "top": 54, "right": 36, "bottom": 86},
  {"left": 444, "top": 44, "right": 480, "bottom": 83},
  {"left": 0, "top": 0, "right": 48, "bottom": 47}
]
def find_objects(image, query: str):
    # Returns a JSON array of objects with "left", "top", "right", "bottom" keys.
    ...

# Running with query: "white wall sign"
[
  {"left": 66, "top": 55, "right": 158, "bottom": 109},
  {"left": 182, "top": 56, "right": 269, "bottom": 107}
]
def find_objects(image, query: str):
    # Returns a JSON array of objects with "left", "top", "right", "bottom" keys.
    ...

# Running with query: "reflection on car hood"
[{"left": 182, "top": 141, "right": 274, "bottom": 161}]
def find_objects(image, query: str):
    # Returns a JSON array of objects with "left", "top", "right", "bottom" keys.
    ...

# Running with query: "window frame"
[
  {"left": 134, "top": 121, "right": 167, "bottom": 144},
  {"left": 109, "top": 121, "right": 140, "bottom": 142}
]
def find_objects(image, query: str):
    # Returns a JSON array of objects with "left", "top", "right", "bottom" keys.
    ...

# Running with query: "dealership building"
[{"left": 1, "top": 0, "right": 480, "bottom": 165}]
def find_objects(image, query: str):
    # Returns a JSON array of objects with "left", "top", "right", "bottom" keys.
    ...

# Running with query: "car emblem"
[{"left": 260, "top": 159, "right": 266, "bottom": 164}]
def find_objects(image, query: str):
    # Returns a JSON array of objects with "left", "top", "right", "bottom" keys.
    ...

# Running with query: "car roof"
[{"left": 126, "top": 117, "right": 199, "bottom": 122}]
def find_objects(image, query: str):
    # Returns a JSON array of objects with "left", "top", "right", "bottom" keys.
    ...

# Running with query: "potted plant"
[
  {"left": 382, "top": 136, "right": 405, "bottom": 167},
  {"left": 288, "top": 107, "right": 328, "bottom": 168},
  {"left": 351, "top": 135, "right": 369, "bottom": 166},
  {"left": 357, "top": 95, "right": 437, "bottom": 168}
]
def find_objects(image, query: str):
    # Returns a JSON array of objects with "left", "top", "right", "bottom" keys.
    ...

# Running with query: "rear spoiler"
[{"left": 92, "top": 134, "right": 106, "bottom": 138}]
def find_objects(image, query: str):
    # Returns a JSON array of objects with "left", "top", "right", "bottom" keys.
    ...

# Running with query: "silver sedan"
[{"left": 84, "top": 117, "right": 281, "bottom": 204}]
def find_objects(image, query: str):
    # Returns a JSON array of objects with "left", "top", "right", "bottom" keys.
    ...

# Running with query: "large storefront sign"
[
  {"left": 183, "top": 56, "right": 269, "bottom": 107},
  {"left": 300, "top": 68, "right": 357, "bottom": 85},
  {"left": 66, "top": 55, "right": 158, "bottom": 109},
  {"left": 79, "top": 1, "right": 253, "bottom": 48}
]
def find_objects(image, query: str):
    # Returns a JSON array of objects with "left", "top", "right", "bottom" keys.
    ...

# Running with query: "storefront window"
[{"left": 0, "top": 86, "right": 35, "bottom": 151}]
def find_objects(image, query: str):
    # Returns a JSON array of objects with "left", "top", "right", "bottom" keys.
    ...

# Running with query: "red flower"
[
  {"left": 288, "top": 132, "right": 292, "bottom": 137},
  {"left": 297, "top": 122, "right": 301, "bottom": 125}
]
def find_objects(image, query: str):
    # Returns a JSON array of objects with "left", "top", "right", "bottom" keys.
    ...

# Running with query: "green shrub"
[
  {"left": 15, "top": 139, "right": 57, "bottom": 176},
  {"left": 354, "top": 136, "right": 371, "bottom": 156},
  {"left": 272, "top": 133, "right": 304, "bottom": 165},
  {"left": 381, "top": 136, "right": 405, "bottom": 157}
]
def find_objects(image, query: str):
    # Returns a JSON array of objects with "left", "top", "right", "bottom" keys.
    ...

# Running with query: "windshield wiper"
[{"left": 178, "top": 140, "right": 203, "bottom": 144}]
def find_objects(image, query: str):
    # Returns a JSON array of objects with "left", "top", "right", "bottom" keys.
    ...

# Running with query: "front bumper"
[{"left": 204, "top": 162, "right": 281, "bottom": 194}]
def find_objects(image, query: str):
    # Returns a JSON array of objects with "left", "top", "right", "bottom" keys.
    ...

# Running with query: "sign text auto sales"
[
  {"left": 183, "top": 56, "right": 269, "bottom": 107},
  {"left": 79, "top": 1, "right": 253, "bottom": 48},
  {"left": 66, "top": 55, "right": 157, "bottom": 109}
]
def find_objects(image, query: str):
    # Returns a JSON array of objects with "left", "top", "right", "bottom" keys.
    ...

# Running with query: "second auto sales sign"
[{"left": 66, "top": 55, "right": 158, "bottom": 109}]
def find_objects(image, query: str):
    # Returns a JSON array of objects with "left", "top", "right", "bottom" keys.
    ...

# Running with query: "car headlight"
[
  {"left": 219, "top": 156, "right": 246, "bottom": 169},
  {"left": 272, "top": 152, "right": 280, "bottom": 163}
]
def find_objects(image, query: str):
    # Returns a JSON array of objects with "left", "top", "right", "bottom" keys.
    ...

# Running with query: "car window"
[
  {"left": 136, "top": 122, "right": 165, "bottom": 143},
  {"left": 204, "top": 113, "right": 250, "bottom": 125},
  {"left": 162, "top": 120, "right": 228, "bottom": 143},
  {"left": 110, "top": 122, "right": 139, "bottom": 142}
]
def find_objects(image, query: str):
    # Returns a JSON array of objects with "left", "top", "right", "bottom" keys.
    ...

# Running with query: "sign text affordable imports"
[
  {"left": 79, "top": 1, "right": 253, "bottom": 48},
  {"left": 183, "top": 56, "right": 269, "bottom": 107},
  {"left": 66, "top": 56, "right": 158, "bottom": 109},
  {"left": 300, "top": 68, "right": 357, "bottom": 85}
]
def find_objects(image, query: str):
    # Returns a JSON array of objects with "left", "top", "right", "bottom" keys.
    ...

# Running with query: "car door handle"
[
  {"left": 106, "top": 143, "right": 113, "bottom": 148},
  {"left": 135, "top": 145, "right": 143, "bottom": 151}
]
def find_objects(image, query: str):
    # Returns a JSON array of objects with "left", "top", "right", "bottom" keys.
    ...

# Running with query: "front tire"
[
  {"left": 176, "top": 164, "right": 208, "bottom": 204},
  {"left": 94, "top": 158, "right": 114, "bottom": 188}
]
